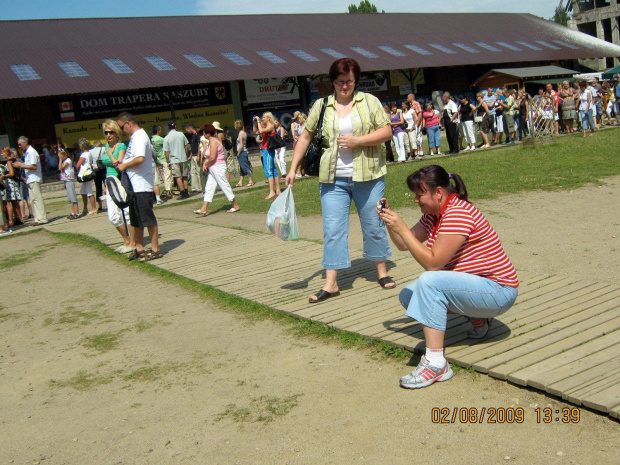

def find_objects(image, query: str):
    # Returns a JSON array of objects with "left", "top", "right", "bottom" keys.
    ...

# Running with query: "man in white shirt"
[
  {"left": 116, "top": 112, "right": 161, "bottom": 262},
  {"left": 441, "top": 92, "right": 459, "bottom": 154},
  {"left": 13, "top": 136, "right": 48, "bottom": 225},
  {"left": 163, "top": 121, "right": 190, "bottom": 200}
]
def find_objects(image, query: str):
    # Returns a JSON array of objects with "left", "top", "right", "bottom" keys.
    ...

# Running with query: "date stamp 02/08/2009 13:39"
[{"left": 431, "top": 407, "right": 581, "bottom": 424}]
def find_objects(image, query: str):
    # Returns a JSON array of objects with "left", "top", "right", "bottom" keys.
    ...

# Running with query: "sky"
[{"left": 0, "top": 0, "right": 558, "bottom": 21}]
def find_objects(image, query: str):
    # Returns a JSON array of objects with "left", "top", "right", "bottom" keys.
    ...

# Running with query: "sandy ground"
[{"left": 1, "top": 178, "right": 620, "bottom": 464}]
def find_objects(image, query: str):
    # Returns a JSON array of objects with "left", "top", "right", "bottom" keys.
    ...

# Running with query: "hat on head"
[
  {"left": 168, "top": 121, "right": 176, "bottom": 129},
  {"left": 293, "top": 111, "right": 301, "bottom": 119},
  {"left": 212, "top": 121, "right": 223, "bottom": 132}
]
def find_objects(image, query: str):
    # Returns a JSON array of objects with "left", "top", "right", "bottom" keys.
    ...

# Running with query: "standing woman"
[
  {"left": 101, "top": 120, "right": 135, "bottom": 253},
  {"left": 0, "top": 148, "right": 24, "bottom": 226},
  {"left": 285, "top": 57, "right": 394, "bottom": 303},
  {"left": 402, "top": 101, "right": 417, "bottom": 160},
  {"left": 559, "top": 82, "right": 576, "bottom": 134},
  {"left": 422, "top": 102, "right": 441, "bottom": 155},
  {"left": 253, "top": 112, "right": 281, "bottom": 199},
  {"left": 234, "top": 119, "right": 254, "bottom": 187},
  {"left": 75, "top": 138, "right": 97, "bottom": 216},
  {"left": 389, "top": 101, "right": 406, "bottom": 163},
  {"left": 380, "top": 165, "right": 518, "bottom": 389},
  {"left": 294, "top": 113, "right": 307, "bottom": 177},
  {"left": 458, "top": 95, "right": 476, "bottom": 151},
  {"left": 274, "top": 119, "right": 287, "bottom": 177},
  {"left": 194, "top": 124, "right": 240, "bottom": 216},
  {"left": 578, "top": 81, "right": 595, "bottom": 137},
  {"left": 291, "top": 111, "right": 300, "bottom": 149},
  {"left": 475, "top": 93, "right": 491, "bottom": 148}
]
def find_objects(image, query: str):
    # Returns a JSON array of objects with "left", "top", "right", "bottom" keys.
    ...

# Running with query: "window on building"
[
  {"left": 145, "top": 56, "right": 176, "bottom": 71},
  {"left": 256, "top": 51, "right": 286, "bottom": 63},
  {"left": 221, "top": 52, "right": 252, "bottom": 65},
  {"left": 58, "top": 61, "right": 89, "bottom": 77},
  {"left": 184, "top": 54, "right": 216, "bottom": 68},
  {"left": 10, "top": 64, "right": 41, "bottom": 80},
  {"left": 102, "top": 58, "right": 134, "bottom": 74}
]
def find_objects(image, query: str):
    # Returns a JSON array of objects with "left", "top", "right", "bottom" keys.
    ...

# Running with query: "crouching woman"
[{"left": 379, "top": 165, "right": 518, "bottom": 389}]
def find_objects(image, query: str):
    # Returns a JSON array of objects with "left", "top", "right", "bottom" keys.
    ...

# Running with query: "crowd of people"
[{"left": 4, "top": 61, "right": 618, "bottom": 390}]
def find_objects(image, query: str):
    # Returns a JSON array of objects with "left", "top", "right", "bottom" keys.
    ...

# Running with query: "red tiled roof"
[{"left": 1, "top": 13, "right": 619, "bottom": 99}]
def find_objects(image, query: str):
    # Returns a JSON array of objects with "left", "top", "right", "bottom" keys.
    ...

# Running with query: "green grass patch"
[
  {"left": 215, "top": 394, "right": 303, "bottom": 424},
  {"left": 203, "top": 129, "right": 619, "bottom": 215},
  {"left": 49, "top": 370, "right": 114, "bottom": 391},
  {"left": 57, "top": 309, "right": 100, "bottom": 326},
  {"left": 81, "top": 331, "right": 120, "bottom": 353},
  {"left": 0, "top": 245, "right": 53, "bottom": 270}
]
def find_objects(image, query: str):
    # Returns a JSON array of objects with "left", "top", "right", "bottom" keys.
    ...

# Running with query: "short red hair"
[{"left": 328, "top": 58, "right": 361, "bottom": 90}]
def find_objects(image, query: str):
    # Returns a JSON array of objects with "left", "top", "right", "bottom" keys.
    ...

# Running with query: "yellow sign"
[
  {"left": 389, "top": 69, "right": 425, "bottom": 86},
  {"left": 54, "top": 104, "right": 235, "bottom": 146}
]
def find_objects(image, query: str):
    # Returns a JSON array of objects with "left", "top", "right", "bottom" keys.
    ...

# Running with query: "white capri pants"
[
  {"left": 106, "top": 192, "right": 130, "bottom": 228},
  {"left": 392, "top": 131, "right": 406, "bottom": 162},
  {"left": 204, "top": 163, "right": 235, "bottom": 203},
  {"left": 80, "top": 180, "right": 94, "bottom": 196},
  {"left": 275, "top": 147, "right": 287, "bottom": 176},
  {"left": 461, "top": 120, "right": 476, "bottom": 145}
]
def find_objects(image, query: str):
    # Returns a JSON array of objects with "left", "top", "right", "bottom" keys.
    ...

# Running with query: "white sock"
[
  {"left": 156, "top": 195, "right": 161, "bottom": 202},
  {"left": 425, "top": 348, "right": 446, "bottom": 368}
]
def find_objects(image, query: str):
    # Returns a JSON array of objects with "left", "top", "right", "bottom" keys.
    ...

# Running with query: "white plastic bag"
[{"left": 266, "top": 186, "right": 299, "bottom": 241}]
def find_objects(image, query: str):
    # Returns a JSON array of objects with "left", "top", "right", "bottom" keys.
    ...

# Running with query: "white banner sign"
[{"left": 245, "top": 78, "right": 300, "bottom": 105}]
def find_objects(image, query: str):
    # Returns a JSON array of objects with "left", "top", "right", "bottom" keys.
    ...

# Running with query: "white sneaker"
[
  {"left": 464, "top": 147, "right": 471, "bottom": 151},
  {"left": 400, "top": 356, "right": 454, "bottom": 389},
  {"left": 470, "top": 146, "right": 476, "bottom": 151}
]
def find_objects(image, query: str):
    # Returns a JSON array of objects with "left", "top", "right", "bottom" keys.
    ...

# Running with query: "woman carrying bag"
[{"left": 285, "top": 57, "right": 394, "bottom": 303}]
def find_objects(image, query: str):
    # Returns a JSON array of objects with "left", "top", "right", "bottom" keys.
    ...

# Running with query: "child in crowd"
[
  {"left": 75, "top": 138, "right": 97, "bottom": 215},
  {"left": 58, "top": 149, "right": 79, "bottom": 219}
]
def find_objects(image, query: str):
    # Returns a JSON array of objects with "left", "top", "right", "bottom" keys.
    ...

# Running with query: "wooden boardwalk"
[{"left": 45, "top": 214, "right": 620, "bottom": 419}]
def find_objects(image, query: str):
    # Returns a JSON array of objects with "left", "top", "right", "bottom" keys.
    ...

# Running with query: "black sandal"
[
  {"left": 139, "top": 250, "right": 163, "bottom": 262},
  {"left": 309, "top": 289, "right": 340, "bottom": 303},
  {"left": 378, "top": 276, "right": 396, "bottom": 289},
  {"left": 127, "top": 249, "right": 146, "bottom": 261}
]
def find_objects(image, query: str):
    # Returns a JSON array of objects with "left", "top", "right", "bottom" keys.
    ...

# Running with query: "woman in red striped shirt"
[{"left": 379, "top": 165, "right": 518, "bottom": 389}]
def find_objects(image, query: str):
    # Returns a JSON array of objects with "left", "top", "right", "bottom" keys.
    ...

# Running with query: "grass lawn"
[{"left": 198, "top": 129, "right": 618, "bottom": 216}]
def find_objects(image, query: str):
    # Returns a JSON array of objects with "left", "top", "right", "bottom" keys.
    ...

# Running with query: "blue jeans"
[
  {"left": 320, "top": 176, "right": 391, "bottom": 270},
  {"left": 580, "top": 109, "right": 594, "bottom": 131},
  {"left": 399, "top": 271, "right": 518, "bottom": 331},
  {"left": 426, "top": 125, "right": 441, "bottom": 149}
]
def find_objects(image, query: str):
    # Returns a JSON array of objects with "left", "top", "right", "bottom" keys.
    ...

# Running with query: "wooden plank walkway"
[{"left": 44, "top": 214, "right": 620, "bottom": 419}]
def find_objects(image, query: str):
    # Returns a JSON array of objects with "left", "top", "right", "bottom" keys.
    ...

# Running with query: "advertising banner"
[
  {"left": 52, "top": 83, "right": 234, "bottom": 146},
  {"left": 244, "top": 77, "right": 301, "bottom": 109}
]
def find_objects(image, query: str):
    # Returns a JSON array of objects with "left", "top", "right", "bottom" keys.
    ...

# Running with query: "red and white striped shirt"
[{"left": 418, "top": 194, "right": 519, "bottom": 288}]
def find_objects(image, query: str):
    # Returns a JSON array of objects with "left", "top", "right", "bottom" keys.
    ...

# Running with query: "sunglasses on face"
[{"left": 104, "top": 131, "right": 115, "bottom": 135}]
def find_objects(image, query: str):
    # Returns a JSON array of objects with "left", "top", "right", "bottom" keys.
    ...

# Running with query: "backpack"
[
  {"left": 105, "top": 172, "right": 134, "bottom": 209},
  {"left": 223, "top": 137, "right": 233, "bottom": 151}
]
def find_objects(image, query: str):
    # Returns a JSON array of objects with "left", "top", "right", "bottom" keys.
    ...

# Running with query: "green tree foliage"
[
  {"left": 551, "top": 0, "right": 572, "bottom": 26},
  {"left": 348, "top": 0, "right": 384, "bottom": 13}
]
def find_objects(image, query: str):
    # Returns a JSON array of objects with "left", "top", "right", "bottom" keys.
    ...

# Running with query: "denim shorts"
[
  {"left": 319, "top": 176, "right": 391, "bottom": 269},
  {"left": 399, "top": 271, "right": 518, "bottom": 331}
]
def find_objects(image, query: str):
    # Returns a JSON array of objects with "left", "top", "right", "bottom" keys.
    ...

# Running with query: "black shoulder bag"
[{"left": 304, "top": 97, "right": 328, "bottom": 176}]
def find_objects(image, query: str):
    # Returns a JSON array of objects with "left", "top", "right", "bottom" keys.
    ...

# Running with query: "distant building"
[{"left": 568, "top": 0, "right": 620, "bottom": 70}]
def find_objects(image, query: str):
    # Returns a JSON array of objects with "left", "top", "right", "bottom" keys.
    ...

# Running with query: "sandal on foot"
[
  {"left": 226, "top": 207, "right": 240, "bottom": 213},
  {"left": 139, "top": 250, "right": 163, "bottom": 262},
  {"left": 309, "top": 289, "right": 340, "bottom": 304},
  {"left": 235, "top": 183, "right": 243, "bottom": 188},
  {"left": 193, "top": 210, "right": 208, "bottom": 217},
  {"left": 245, "top": 183, "right": 255, "bottom": 187},
  {"left": 127, "top": 249, "right": 146, "bottom": 261},
  {"left": 378, "top": 276, "right": 396, "bottom": 289}
]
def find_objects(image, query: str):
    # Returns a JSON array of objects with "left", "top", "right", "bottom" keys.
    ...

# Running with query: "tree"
[
  {"left": 551, "top": 0, "right": 573, "bottom": 26},
  {"left": 348, "top": 0, "right": 384, "bottom": 13}
]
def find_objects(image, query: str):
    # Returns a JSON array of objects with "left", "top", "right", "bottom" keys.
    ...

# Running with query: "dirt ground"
[{"left": 1, "top": 178, "right": 619, "bottom": 464}]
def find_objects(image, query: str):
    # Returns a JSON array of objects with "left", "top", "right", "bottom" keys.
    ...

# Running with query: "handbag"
[
  {"left": 267, "top": 132, "right": 286, "bottom": 151},
  {"left": 421, "top": 126, "right": 428, "bottom": 136},
  {"left": 77, "top": 163, "right": 95, "bottom": 183},
  {"left": 400, "top": 120, "right": 408, "bottom": 130},
  {"left": 474, "top": 116, "right": 483, "bottom": 123},
  {"left": 304, "top": 97, "right": 328, "bottom": 176}
]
